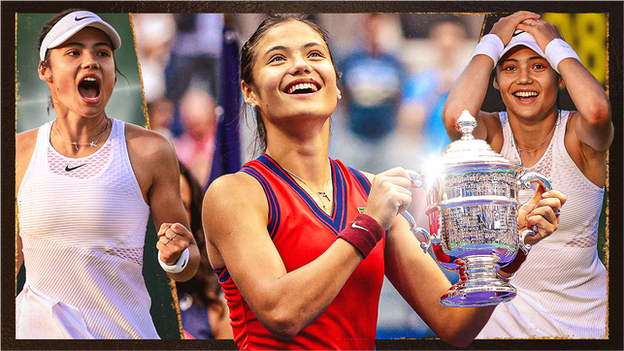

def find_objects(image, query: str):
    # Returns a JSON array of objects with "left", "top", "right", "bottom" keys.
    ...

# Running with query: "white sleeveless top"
[
  {"left": 16, "top": 118, "right": 159, "bottom": 339},
  {"left": 477, "top": 111, "right": 607, "bottom": 339}
]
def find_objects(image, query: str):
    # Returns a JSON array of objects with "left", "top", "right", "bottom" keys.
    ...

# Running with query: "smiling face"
[
  {"left": 494, "top": 46, "right": 562, "bottom": 120},
  {"left": 242, "top": 19, "right": 339, "bottom": 125},
  {"left": 39, "top": 27, "right": 116, "bottom": 118}
]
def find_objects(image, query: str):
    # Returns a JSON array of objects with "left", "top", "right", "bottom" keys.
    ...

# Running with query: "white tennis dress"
[
  {"left": 16, "top": 118, "right": 159, "bottom": 339},
  {"left": 477, "top": 111, "right": 608, "bottom": 339}
]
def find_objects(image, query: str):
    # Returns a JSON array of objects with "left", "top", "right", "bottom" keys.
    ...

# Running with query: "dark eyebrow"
[
  {"left": 263, "top": 42, "right": 325, "bottom": 58},
  {"left": 60, "top": 42, "right": 113, "bottom": 49},
  {"left": 502, "top": 55, "right": 545, "bottom": 64}
]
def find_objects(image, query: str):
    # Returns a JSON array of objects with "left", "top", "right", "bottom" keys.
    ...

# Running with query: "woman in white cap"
[
  {"left": 443, "top": 11, "right": 612, "bottom": 338},
  {"left": 15, "top": 9, "right": 200, "bottom": 339}
]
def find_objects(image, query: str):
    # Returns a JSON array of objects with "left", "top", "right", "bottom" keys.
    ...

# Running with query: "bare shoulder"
[
  {"left": 204, "top": 171, "right": 266, "bottom": 210},
  {"left": 124, "top": 122, "right": 178, "bottom": 172},
  {"left": 16, "top": 129, "right": 40, "bottom": 189},
  {"left": 124, "top": 122, "right": 175, "bottom": 158},
  {"left": 123, "top": 122, "right": 179, "bottom": 198},
  {"left": 16, "top": 128, "right": 39, "bottom": 159},
  {"left": 202, "top": 170, "right": 269, "bottom": 257}
]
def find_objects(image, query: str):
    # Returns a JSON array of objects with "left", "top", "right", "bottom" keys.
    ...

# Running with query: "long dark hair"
[{"left": 240, "top": 14, "right": 341, "bottom": 156}]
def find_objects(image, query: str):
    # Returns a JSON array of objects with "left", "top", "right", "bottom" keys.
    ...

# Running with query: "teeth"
[
  {"left": 83, "top": 77, "right": 96, "bottom": 82},
  {"left": 287, "top": 82, "right": 318, "bottom": 94},
  {"left": 514, "top": 91, "right": 538, "bottom": 98}
]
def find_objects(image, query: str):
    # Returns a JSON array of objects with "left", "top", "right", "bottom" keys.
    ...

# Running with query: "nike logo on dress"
[
  {"left": 65, "top": 164, "right": 86, "bottom": 172},
  {"left": 75, "top": 16, "right": 93, "bottom": 21},
  {"left": 351, "top": 222, "right": 369, "bottom": 232}
]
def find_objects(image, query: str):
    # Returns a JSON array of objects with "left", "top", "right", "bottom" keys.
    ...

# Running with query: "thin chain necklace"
[
  {"left": 283, "top": 163, "right": 332, "bottom": 210},
  {"left": 514, "top": 110, "right": 559, "bottom": 155},
  {"left": 54, "top": 116, "right": 109, "bottom": 150}
]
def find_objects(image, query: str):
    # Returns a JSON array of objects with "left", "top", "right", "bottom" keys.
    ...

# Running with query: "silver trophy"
[{"left": 402, "top": 110, "right": 551, "bottom": 307}]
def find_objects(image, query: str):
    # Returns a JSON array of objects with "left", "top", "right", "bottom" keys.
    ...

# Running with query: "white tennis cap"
[
  {"left": 39, "top": 11, "right": 121, "bottom": 62},
  {"left": 498, "top": 30, "right": 545, "bottom": 63}
]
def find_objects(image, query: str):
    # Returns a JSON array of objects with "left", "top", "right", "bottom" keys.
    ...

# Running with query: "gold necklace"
[
  {"left": 284, "top": 164, "right": 332, "bottom": 209},
  {"left": 54, "top": 116, "right": 109, "bottom": 150}
]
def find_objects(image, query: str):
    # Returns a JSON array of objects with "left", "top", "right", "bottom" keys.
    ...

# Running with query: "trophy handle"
[
  {"left": 517, "top": 172, "right": 552, "bottom": 193},
  {"left": 517, "top": 172, "right": 553, "bottom": 254},
  {"left": 405, "top": 169, "right": 424, "bottom": 188},
  {"left": 400, "top": 210, "right": 432, "bottom": 253},
  {"left": 401, "top": 170, "right": 433, "bottom": 253}
]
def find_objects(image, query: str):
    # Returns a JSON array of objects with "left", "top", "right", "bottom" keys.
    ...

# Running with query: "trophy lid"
[{"left": 438, "top": 110, "right": 520, "bottom": 169}]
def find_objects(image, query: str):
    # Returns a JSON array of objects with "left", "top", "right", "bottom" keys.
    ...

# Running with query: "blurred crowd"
[{"left": 132, "top": 12, "right": 483, "bottom": 340}]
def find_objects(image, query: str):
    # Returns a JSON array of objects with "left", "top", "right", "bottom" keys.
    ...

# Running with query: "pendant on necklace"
[{"left": 318, "top": 191, "right": 331, "bottom": 202}]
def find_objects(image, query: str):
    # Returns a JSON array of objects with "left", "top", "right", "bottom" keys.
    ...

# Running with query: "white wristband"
[
  {"left": 471, "top": 34, "right": 505, "bottom": 70},
  {"left": 158, "top": 247, "right": 190, "bottom": 274},
  {"left": 544, "top": 38, "right": 580, "bottom": 74}
]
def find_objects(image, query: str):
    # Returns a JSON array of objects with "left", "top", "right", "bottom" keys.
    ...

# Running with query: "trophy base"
[
  {"left": 440, "top": 280, "right": 516, "bottom": 307},
  {"left": 439, "top": 255, "right": 517, "bottom": 307}
]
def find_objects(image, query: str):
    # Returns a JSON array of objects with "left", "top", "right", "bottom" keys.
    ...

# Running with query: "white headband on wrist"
[
  {"left": 39, "top": 11, "right": 121, "bottom": 62},
  {"left": 158, "top": 247, "right": 190, "bottom": 274},
  {"left": 471, "top": 34, "right": 505, "bottom": 70},
  {"left": 544, "top": 38, "right": 581, "bottom": 73}
]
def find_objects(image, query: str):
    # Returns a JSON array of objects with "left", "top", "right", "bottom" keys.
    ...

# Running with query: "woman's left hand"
[
  {"left": 517, "top": 17, "right": 564, "bottom": 52},
  {"left": 518, "top": 187, "right": 567, "bottom": 247},
  {"left": 156, "top": 222, "right": 195, "bottom": 264}
]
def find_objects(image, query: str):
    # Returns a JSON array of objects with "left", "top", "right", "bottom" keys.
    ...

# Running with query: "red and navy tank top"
[{"left": 215, "top": 154, "right": 385, "bottom": 350}]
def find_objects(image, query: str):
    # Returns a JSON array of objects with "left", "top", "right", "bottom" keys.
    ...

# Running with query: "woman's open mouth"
[
  {"left": 513, "top": 91, "right": 538, "bottom": 99},
  {"left": 78, "top": 76, "right": 101, "bottom": 103},
  {"left": 285, "top": 82, "right": 321, "bottom": 94}
]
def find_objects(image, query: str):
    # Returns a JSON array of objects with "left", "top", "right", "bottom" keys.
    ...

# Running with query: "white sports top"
[
  {"left": 16, "top": 118, "right": 159, "bottom": 339},
  {"left": 477, "top": 111, "right": 608, "bottom": 339}
]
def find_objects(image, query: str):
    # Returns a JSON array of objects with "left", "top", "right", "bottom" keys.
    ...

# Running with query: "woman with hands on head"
[
  {"left": 202, "top": 14, "right": 565, "bottom": 350},
  {"left": 443, "top": 11, "right": 611, "bottom": 338},
  {"left": 15, "top": 9, "right": 199, "bottom": 339}
]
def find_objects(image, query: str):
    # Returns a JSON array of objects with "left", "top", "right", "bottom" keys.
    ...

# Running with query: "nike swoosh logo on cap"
[
  {"left": 75, "top": 16, "right": 94, "bottom": 21},
  {"left": 65, "top": 164, "right": 86, "bottom": 172}
]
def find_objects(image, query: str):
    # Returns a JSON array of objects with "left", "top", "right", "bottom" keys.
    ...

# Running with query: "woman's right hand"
[
  {"left": 363, "top": 167, "right": 413, "bottom": 231},
  {"left": 490, "top": 11, "right": 541, "bottom": 45}
]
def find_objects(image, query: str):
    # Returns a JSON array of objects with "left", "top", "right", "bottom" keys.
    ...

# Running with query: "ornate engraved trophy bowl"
[{"left": 402, "top": 110, "right": 551, "bottom": 307}]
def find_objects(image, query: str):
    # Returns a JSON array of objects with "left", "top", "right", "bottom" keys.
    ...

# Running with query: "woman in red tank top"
[{"left": 202, "top": 14, "right": 566, "bottom": 350}]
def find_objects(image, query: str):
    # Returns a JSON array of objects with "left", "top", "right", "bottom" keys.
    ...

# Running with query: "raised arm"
[
  {"left": 522, "top": 18, "right": 613, "bottom": 185},
  {"left": 443, "top": 11, "right": 541, "bottom": 143},
  {"left": 125, "top": 124, "right": 200, "bottom": 282}
]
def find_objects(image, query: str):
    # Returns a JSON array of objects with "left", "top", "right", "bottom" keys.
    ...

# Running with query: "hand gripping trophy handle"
[
  {"left": 398, "top": 110, "right": 556, "bottom": 307},
  {"left": 401, "top": 170, "right": 434, "bottom": 254},
  {"left": 517, "top": 172, "right": 553, "bottom": 254},
  {"left": 400, "top": 169, "right": 552, "bottom": 307},
  {"left": 402, "top": 170, "right": 552, "bottom": 255}
]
